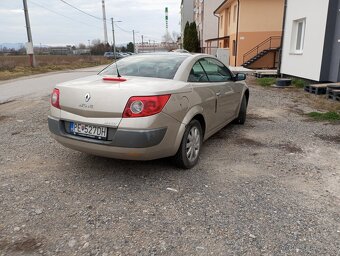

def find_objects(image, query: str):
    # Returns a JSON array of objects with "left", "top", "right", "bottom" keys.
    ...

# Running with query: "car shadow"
[
  {"left": 73, "top": 153, "right": 190, "bottom": 179},
  {"left": 67, "top": 153, "right": 212, "bottom": 194},
  {"left": 69, "top": 124, "right": 241, "bottom": 176}
]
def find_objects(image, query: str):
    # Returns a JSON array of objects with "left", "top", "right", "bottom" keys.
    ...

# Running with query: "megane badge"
[{"left": 85, "top": 93, "right": 91, "bottom": 102}]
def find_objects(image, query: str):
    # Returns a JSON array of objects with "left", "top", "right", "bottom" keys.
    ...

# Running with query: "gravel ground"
[{"left": 0, "top": 80, "right": 339, "bottom": 256}]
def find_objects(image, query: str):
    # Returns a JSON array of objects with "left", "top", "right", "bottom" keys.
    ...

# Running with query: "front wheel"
[{"left": 174, "top": 120, "right": 203, "bottom": 169}]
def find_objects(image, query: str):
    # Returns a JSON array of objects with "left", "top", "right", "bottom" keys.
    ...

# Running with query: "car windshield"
[{"left": 99, "top": 54, "right": 189, "bottom": 79}]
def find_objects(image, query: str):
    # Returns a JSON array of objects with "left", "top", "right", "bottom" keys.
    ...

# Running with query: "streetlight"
[{"left": 111, "top": 18, "right": 122, "bottom": 58}]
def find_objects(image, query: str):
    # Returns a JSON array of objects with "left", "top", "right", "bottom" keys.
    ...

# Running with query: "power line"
[
  {"left": 58, "top": 0, "right": 101, "bottom": 20},
  {"left": 30, "top": 0, "right": 101, "bottom": 29},
  {"left": 115, "top": 23, "right": 132, "bottom": 34}
]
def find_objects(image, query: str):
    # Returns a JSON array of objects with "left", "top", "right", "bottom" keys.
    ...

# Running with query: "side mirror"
[{"left": 234, "top": 73, "right": 246, "bottom": 81}]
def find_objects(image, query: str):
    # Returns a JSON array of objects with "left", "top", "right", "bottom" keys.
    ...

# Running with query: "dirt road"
[
  {"left": 0, "top": 79, "right": 339, "bottom": 255},
  {"left": 0, "top": 65, "right": 107, "bottom": 104}
]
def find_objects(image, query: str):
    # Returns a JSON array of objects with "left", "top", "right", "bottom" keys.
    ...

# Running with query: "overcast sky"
[{"left": 0, "top": 0, "right": 181, "bottom": 46}]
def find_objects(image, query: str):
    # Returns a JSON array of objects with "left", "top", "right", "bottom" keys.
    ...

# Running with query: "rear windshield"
[{"left": 99, "top": 54, "right": 189, "bottom": 80}]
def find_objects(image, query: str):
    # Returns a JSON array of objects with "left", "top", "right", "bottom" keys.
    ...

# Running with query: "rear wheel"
[
  {"left": 174, "top": 120, "right": 202, "bottom": 169},
  {"left": 234, "top": 95, "right": 247, "bottom": 125}
]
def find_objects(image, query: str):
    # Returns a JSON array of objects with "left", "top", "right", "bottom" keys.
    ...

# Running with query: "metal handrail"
[{"left": 243, "top": 36, "right": 281, "bottom": 64}]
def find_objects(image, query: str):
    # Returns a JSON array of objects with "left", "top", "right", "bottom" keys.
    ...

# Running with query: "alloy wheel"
[{"left": 186, "top": 126, "right": 201, "bottom": 162}]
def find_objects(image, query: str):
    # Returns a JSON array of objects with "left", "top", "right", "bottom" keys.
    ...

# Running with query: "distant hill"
[{"left": 0, "top": 43, "right": 25, "bottom": 50}]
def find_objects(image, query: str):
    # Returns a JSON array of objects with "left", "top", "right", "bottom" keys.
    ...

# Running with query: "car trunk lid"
[{"left": 57, "top": 75, "right": 189, "bottom": 119}]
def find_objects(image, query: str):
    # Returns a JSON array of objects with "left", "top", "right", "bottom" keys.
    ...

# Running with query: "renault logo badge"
[{"left": 85, "top": 93, "right": 91, "bottom": 102}]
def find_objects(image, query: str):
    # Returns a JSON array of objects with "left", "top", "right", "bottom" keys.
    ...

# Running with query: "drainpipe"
[
  {"left": 278, "top": 0, "right": 288, "bottom": 76},
  {"left": 214, "top": 13, "right": 220, "bottom": 54},
  {"left": 235, "top": 0, "right": 240, "bottom": 66}
]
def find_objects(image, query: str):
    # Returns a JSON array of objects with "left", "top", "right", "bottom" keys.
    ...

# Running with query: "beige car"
[{"left": 48, "top": 53, "right": 249, "bottom": 168}]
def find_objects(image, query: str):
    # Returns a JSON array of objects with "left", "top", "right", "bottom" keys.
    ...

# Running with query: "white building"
[
  {"left": 194, "top": 0, "right": 204, "bottom": 50},
  {"left": 280, "top": 0, "right": 340, "bottom": 82},
  {"left": 135, "top": 42, "right": 177, "bottom": 53},
  {"left": 191, "top": 0, "right": 225, "bottom": 54},
  {"left": 181, "top": 0, "right": 195, "bottom": 47},
  {"left": 201, "top": 0, "right": 224, "bottom": 55}
]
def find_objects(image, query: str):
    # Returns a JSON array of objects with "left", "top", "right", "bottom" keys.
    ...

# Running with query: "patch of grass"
[
  {"left": 0, "top": 55, "right": 112, "bottom": 81},
  {"left": 307, "top": 111, "right": 340, "bottom": 121},
  {"left": 256, "top": 77, "right": 276, "bottom": 87},
  {"left": 292, "top": 78, "right": 307, "bottom": 88}
]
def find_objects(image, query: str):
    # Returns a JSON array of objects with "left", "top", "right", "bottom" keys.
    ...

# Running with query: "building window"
[
  {"left": 291, "top": 18, "right": 306, "bottom": 54},
  {"left": 233, "top": 5, "right": 237, "bottom": 23}
]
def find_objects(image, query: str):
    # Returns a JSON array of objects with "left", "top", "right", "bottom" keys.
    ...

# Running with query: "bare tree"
[
  {"left": 162, "top": 31, "right": 179, "bottom": 44},
  {"left": 78, "top": 43, "right": 86, "bottom": 49},
  {"left": 91, "top": 39, "right": 101, "bottom": 46}
]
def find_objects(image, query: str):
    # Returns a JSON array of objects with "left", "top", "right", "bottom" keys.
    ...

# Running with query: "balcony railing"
[{"left": 243, "top": 36, "right": 281, "bottom": 64}]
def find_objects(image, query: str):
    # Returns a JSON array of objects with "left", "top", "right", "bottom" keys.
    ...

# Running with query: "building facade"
[
  {"left": 181, "top": 0, "right": 195, "bottom": 47},
  {"left": 201, "top": 0, "right": 224, "bottom": 55},
  {"left": 213, "top": 0, "right": 284, "bottom": 67},
  {"left": 194, "top": 0, "right": 204, "bottom": 51},
  {"left": 280, "top": 0, "right": 340, "bottom": 82}
]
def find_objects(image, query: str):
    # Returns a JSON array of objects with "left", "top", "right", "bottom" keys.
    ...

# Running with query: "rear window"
[{"left": 99, "top": 54, "right": 189, "bottom": 80}]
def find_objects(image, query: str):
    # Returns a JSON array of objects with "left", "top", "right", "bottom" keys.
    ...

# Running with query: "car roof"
[{"left": 138, "top": 52, "right": 192, "bottom": 57}]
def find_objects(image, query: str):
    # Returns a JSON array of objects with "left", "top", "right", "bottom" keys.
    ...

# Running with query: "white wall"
[
  {"left": 202, "top": 0, "right": 224, "bottom": 53},
  {"left": 281, "top": 0, "right": 329, "bottom": 81},
  {"left": 181, "top": 0, "right": 195, "bottom": 45},
  {"left": 194, "top": 0, "right": 204, "bottom": 48}
]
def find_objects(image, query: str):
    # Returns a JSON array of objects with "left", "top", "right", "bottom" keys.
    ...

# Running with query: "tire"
[
  {"left": 174, "top": 120, "right": 203, "bottom": 169},
  {"left": 234, "top": 95, "right": 247, "bottom": 125}
]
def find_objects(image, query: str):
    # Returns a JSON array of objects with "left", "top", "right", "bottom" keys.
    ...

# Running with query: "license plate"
[{"left": 70, "top": 122, "right": 107, "bottom": 140}]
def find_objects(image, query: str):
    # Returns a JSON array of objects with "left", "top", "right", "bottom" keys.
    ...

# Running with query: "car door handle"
[{"left": 216, "top": 92, "right": 221, "bottom": 96}]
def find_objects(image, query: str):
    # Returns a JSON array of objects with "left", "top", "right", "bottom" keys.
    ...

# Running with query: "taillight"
[
  {"left": 123, "top": 95, "right": 171, "bottom": 118},
  {"left": 51, "top": 88, "right": 60, "bottom": 109}
]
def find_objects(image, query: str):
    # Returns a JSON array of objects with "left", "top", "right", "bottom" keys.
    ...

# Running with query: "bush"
[
  {"left": 256, "top": 77, "right": 276, "bottom": 87},
  {"left": 183, "top": 22, "right": 199, "bottom": 52}
]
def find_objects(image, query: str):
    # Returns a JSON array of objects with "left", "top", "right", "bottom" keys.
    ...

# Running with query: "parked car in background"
[
  {"left": 171, "top": 49, "right": 190, "bottom": 53},
  {"left": 103, "top": 52, "right": 113, "bottom": 58},
  {"left": 48, "top": 53, "right": 249, "bottom": 168},
  {"left": 119, "top": 53, "right": 130, "bottom": 58},
  {"left": 103, "top": 52, "right": 124, "bottom": 59}
]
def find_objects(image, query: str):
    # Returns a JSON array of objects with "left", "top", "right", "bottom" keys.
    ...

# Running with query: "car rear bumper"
[{"left": 48, "top": 116, "right": 185, "bottom": 160}]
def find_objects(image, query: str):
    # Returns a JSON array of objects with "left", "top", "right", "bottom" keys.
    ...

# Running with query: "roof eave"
[{"left": 214, "top": 0, "right": 231, "bottom": 14}]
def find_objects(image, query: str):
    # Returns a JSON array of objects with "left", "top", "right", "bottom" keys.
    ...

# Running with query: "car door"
[
  {"left": 188, "top": 61, "right": 219, "bottom": 135},
  {"left": 199, "top": 58, "right": 240, "bottom": 125}
]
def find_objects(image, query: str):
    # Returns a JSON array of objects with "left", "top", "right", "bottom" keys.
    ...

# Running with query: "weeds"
[
  {"left": 307, "top": 111, "right": 340, "bottom": 121},
  {"left": 292, "top": 78, "right": 306, "bottom": 88},
  {"left": 256, "top": 77, "right": 276, "bottom": 87},
  {"left": 0, "top": 55, "right": 112, "bottom": 81}
]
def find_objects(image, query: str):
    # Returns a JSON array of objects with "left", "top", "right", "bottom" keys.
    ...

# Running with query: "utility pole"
[
  {"left": 23, "top": 0, "right": 36, "bottom": 67},
  {"left": 141, "top": 35, "right": 144, "bottom": 53},
  {"left": 111, "top": 18, "right": 116, "bottom": 56},
  {"left": 111, "top": 18, "right": 122, "bottom": 57},
  {"left": 132, "top": 30, "right": 139, "bottom": 53},
  {"left": 132, "top": 30, "right": 136, "bottom": 53},
  {"left": 102, "top": 0, "right": 108, "bottom": 44}
]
